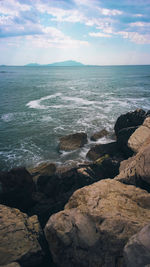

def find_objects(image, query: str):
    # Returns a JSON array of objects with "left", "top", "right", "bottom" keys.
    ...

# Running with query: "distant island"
[{"left": 25, "top": 60, "right": 84, "bottom": 67}]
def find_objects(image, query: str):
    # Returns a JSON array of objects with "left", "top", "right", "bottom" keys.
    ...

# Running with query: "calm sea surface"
[{"left": 0, "top": 65, "right": 150, "bottom": 171}]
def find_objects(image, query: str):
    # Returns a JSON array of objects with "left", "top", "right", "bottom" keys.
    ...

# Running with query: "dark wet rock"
[
  {"left": 124, "top": 224, "right": 150, "bottom": 267},
  {"left": 28, "top": 162, "right": 56, "bottom": 185},
  {"left": 116, "top": 126, "right": 137, "bottom": 157},
  {"left": 86, "top": 141, "right": 123, "bottom": 161},
  {"left": 59, "top": 132, "right": 87, "bottom": 151},
  {"left": 44, "top": 179, "right": 150, "bottom": 267},
  {"left": 0, "top": 204, "right": 44, "bottom": 267},
  {"left": 0, "top": 263, "right": 21, "bottom": 267},
  {"left": 0, "top": 167, "right": 35, "bottom": 212},
  {"left": 90, "top": 129, "right": 109, "bottom": 141},
  {"left": 114, "top": 109, "right": 146, "bottom": 136}
]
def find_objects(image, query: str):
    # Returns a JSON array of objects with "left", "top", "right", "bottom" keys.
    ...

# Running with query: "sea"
[{"left": 0, "top": 65, "right": 150, "bottom": 171}]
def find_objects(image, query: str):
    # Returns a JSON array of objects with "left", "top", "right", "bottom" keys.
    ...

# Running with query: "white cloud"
[
  {"left": 0, "top": 0, "right": 31, "bottom": 16},
  {"left": 99, "top": 8, "right": 123, "bottom": 16},
  {"left": 117, "top": 31, "right": 150, "bottom": 44},
  {"left": 130, "top": 22, "right": 150, "bottom": 27},
  {"left": 89, "top": 32, "right": 112, "bottom": 38}
]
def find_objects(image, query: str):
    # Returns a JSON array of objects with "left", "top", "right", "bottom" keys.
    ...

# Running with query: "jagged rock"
[
  {"left": 115, "top": 142, "right": 150, "bottom": 192},
  {"left": 44, "top": 179, "right": 150, "bottom": 267},
  {"left": 90, "top": 129, "right": 109, "bottom": 141},
  {"left": 128, "top": 117, "right": 150, "bottom": 153},
  {"left": 124, "top": 223, "right": 150, "bottom": 267},
  {"left": 86, "top": 141, "right": 123, "bottom": 161},
  {"left": 0, "top": 263, "right": 21, "bottom": 267},
  {"left": 116, "top": 126, "right": 137, "bottom": 157},
  {"left": 0, "top": 168, "right": 35, "bottom": 212},
  {"left": 0, "top": 204, "right": 44, "bottom": 267},
  {"left": 59, "top": 132, "right": 87, "bottom": 151},
  {"left": 114, "top": 109, "right": 146, "bottom": 136},
  {"left": 28, "top": 162, "right": 56, "bottom": 185}
]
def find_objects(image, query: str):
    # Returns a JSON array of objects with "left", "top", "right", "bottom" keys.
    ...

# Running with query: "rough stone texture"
[
  {"left": 114, "top": 109, "right": 146, "bottom": 136},
  {"left": 0, "top": 263, "right": 21, "bottom": 267},
  {"left": 59, "top": 132, "right": 87, "bottom": 151},
  {"left": 44, "top": 179, "right": 150, "bottom": 267},
  {"left": 116, "top": 126, "right": 137, "bottom": 157},
  {"left": 115, "top": 142, "right": 150, "bottom": 192},
  {"left": 0, "top": 168, "right": 35, "bottom": 212},
  {"left": 0, "top": 204, "right": 44, "bottom": 267},
  {"left": 124, "top": 224, "right": 150, "bottom": 267},
  {"left": 86, "top": 142, "right": 123, "bottom": 161},
  {"left": 90, "top": 129, "right": 109, "bottom": 141},
  {"left": 128, "top": 117, "right": 150, "bottom": 153}
]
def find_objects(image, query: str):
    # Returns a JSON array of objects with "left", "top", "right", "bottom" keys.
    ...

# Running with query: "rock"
[
  {"left": 0, "top": 263, "right": 21, "bottom": 267},
  {"left": 90, "top": 129, "right": 109, "bottom": 141},
  {"left": 86, "top": 141, "right": 123, "bottom": 161},
  {"left": 44, "top": 179, "right": 150, "bottom": 267},
  {"left": 116, "top": 126, "right": 137, "bottom": 157},
  {"left": 0, "top": 204, "right": 44, "bottom": 267},
  {"left": 115, "top": 142, "right": 150, "bottom": 192},
  {"left": 114, "top": 109, "right": 146, "bottom": 136},
  {"left": 128, "top": 117, "right": 150, "bottom": 153},
  {"left": 59, "top": 132, "right": 87, "bottom": 151},
  {"left": 0, "top": 167, "right": 35, "bottom": 212},
  {"left": 124, "top": 224, "right": 150, "bottom": 267}
]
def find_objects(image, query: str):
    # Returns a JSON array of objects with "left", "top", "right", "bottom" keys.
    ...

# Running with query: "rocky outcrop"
[
  {"left": 90, "top": 129, "right": 108, "bottom": 141},
  {"left": 0, "top": 204, "right": 44, "bottom": 267},
  {"left": 124, "top": 223, "right": 150, "bottom": 267},
  {"left": 115, "top": 142, "right": 150, "bottom": 192},
  {"left": 59, "top": 132, "right": 87, "bottom": 151},
  {"left": 86, "top": 141, "right": 123, "bottom": 161},
  {"left": 128, "top": 117, "right": 150, "bottom": 153},
  {"left": 114, "top": 109, "right": 146, "bottom": 136},
  {"left": 44, "top": 179, "right": 150, "bottom": 267},
  {"left": 0, "top": 168, "right": 35, "bottom": 212}
]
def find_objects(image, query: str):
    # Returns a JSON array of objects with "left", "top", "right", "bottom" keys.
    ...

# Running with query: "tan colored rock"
[
  {"left": 90, "top": 129, "right": 109, "bottom": 141},
  {"left": 0, "top": 263, "right": 21, "bottom": 267},
  {"left": 45, "top": 179, "right": 150, "bottom": 267},
  {"left": 128, "top": 117, "right": 150, "bottom": 153},
  {"left": 59, "top": 132, "right": 87, "bottom": 151},
  {"left": 116, "top": 142, "right": 150, "bottom": 189},
  {"left": 0, "top": 204, "right": 43, "bottom": 266},
  {"left": 28, "top": 162, "right": 56, "bottom": 184}
]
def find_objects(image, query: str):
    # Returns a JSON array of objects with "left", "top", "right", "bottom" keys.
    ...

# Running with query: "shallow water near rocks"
[{"left": 0, "top": 65, "right": 150, "bottom": 171}]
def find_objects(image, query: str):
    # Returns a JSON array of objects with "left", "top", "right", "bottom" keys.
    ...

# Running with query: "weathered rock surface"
[
  {"left": 114, "top": 109, "right": 146, "bottom": 136},
  {"left": 44, "top": 179, "right": 150, "bottom": 267},
  {"left": 115, "top": 142, "right": 150, "bottom": 192},
  {"left": 124, "top": 223, "right": 150, "bottom": 267},
  {"left": 128, "top": 117, "right": 150, "bottom": 153},
  {"left": 0, "top": 204, "right": 44, "bottom": 267},
  {"left": 90, "top": 129, "right": 109, "bottom": 141},
  {"left": 0, "top": 168, "right": 35, "bottom": 212},
  {"left": 59, "top": 132, "right": 87, "bottom": 151},
  {"left": 0, "top": 263, "right": 21, "bottom": 267},
  {"left": 86, "top": 141, "right": 123, "bottom": 161}
]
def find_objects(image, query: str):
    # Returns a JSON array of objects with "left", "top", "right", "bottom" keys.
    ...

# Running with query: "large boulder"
[
  {"left": 115, "top": 141, "right": 150, "bottom": 192},
  {"left": 90, "top": 129, "right": 108, "bottom": 141},
  {"left": 128, "top": 117, "right": 150, "bottom": 153},
  {"left": 0, "top": 168, "right": 35, "bottom": 211},
  {"left": 0, "top": 204, "right": 44, "bottom": 267},
  {"left": 116, "top": 126, "right": 137, "bottom": 157},
  {"left": 44, "top": 179, "right": 150, "bottom": 267},
  {"left": 124, "top": 223, "right": 150, "bottom": 267},
  {"left": 59, "top": 132, "right": 87, "bottom": 151},
  {"left": 114, "top": 109, "right": 146, "bottom": 136},
  {"left": 86, "top": 142, "right": 123, "bottom": 161}
]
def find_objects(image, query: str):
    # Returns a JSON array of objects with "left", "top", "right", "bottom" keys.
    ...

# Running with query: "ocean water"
[{"left": 0, "top": 65, "right": 150, "bottom": 171}]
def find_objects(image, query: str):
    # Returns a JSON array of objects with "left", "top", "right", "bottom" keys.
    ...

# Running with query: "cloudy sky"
[{"left": 0, "top": 0, "right": 150, "bottom": 65}]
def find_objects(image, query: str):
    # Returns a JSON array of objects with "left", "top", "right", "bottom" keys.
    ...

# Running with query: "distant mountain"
[
  {"left": 48, "top": 60, "right": 84, "bottom": 66},
  {"left": 25, "top": 60, "right": 84, "bottom": 67}
]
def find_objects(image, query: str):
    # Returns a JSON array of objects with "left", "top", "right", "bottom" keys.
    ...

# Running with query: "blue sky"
[{"left": 0, "top": 0, "right": 150, "bottom": 65}]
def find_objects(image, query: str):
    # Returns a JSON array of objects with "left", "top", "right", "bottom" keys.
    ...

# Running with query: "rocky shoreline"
[{"left": 1, "top": 109, "right": 150, "bottom": 266}]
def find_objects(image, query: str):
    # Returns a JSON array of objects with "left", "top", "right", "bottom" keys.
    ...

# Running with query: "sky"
[{"left": 0, "top": 0, "right": 150, "bottom": 65}]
